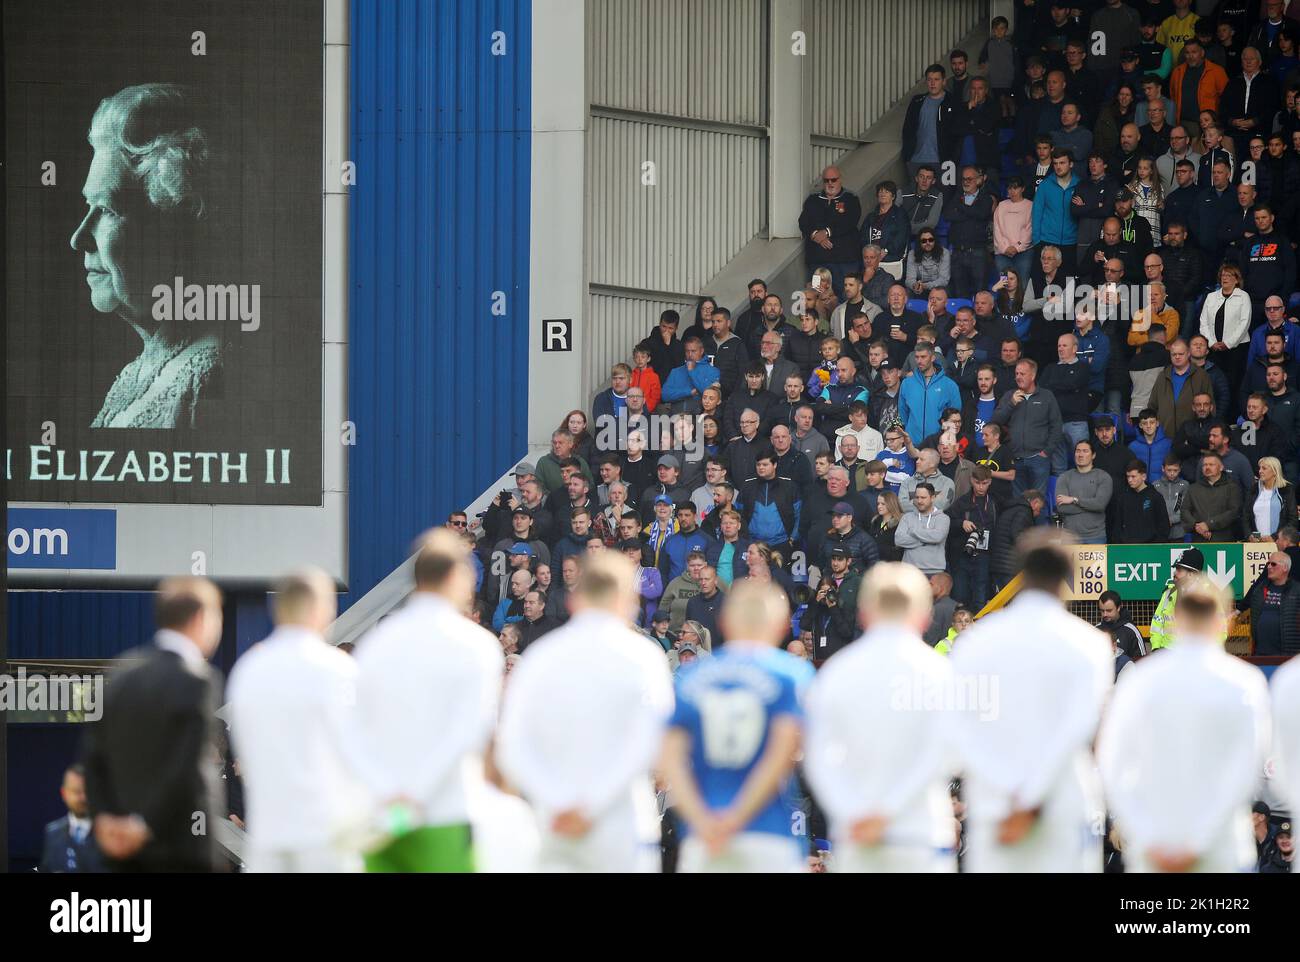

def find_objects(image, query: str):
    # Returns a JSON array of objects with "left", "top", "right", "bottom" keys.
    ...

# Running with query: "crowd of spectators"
[{"left": 449, "top": 1, "right": 1300, "bottom": 669}]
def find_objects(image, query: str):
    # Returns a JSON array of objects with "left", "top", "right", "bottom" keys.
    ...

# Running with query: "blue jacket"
[
  {"left": 1031, "top": 171, "right": 1080, "bottom": 246},
  {"left": 1129, "top": 426, "right": 1173, "bottom": 479},
  {"left": 660, "top": 527, "right": 717, "bottom": 583},
  {"left": 898, "top": 366, "right": 962, "bottom": 442},
  {"left": 1247, "top": 322, "right": 1300, "bottom": 369},
  {"left": 739, "top": 477, "right": 802, "bottom": 546},
  {"left": 661, "top": 360, "right": 721, "bottom": 403},
  {"left": 1074, "top": 324, "right": 1110, "bottom": 393},
  {"left": 591, "top": 387, "right": 626, "bottom": 426}
]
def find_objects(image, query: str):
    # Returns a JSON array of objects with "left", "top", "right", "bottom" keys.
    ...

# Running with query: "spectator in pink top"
[{"left": 993, "top": 175, "right": 1034, "bottom": 285}]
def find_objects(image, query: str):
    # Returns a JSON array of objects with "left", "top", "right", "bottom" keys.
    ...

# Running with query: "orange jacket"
[
  {"left": 1169, "top": 60, "right": 1229, "bottom": 120},
  {"left": 631, "top": 365, "right": 662, "bottom": 412}
]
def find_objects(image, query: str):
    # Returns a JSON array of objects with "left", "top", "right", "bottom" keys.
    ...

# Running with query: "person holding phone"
[{"left": 799, "top": 166, "right": 863, "bottom": 299}]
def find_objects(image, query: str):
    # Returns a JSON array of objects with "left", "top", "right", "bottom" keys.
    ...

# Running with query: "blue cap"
[
  {"left": 654, "top": 493, "right": 673, "bottom": 505},
  {"left": 509, "top": 542, "right": 533, "bottom": 557}
]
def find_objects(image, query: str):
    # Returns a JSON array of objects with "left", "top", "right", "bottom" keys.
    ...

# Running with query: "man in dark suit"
[
  {"left": 83, "top": 577, "right": 225, "bottom": 872},
  {"left": 39, "top": 763, "right": 104, "bottom": 873}
]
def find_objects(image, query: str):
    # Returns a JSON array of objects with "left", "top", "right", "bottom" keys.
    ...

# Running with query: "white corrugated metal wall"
[
  {"left": 585, "top": 0, "right": 986, "bottom": 396},
  {"left": 585, "top": 0, "right": 769, "bottom": 396},
  {"left": 810, "top": 142, "right": 851, "bottom": 185},
  {"left": 809, "top": 0, "right": 986, "bottom": 141},
  {"left": 587, "top": 118, "right": 766, "bottom": 295},
  {"left": 588, "top": 0, "right": 766, "bottom": 126}
]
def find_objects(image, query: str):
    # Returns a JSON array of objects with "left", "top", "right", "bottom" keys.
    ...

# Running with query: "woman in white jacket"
[{"left": 1198, "top": 263, "right": 1253, "bottom": 394}]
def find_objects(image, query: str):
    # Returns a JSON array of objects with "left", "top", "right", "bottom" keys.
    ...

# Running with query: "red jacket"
[{"left": 631, "top": 365, "right": 662, "bottom": 412}]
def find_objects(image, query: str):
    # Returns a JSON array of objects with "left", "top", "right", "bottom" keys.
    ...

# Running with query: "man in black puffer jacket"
[
  {"left": 989, "top": 489, "right": 1046, "bottom": 592},
  {"left": 784, "top": 313, "right": 826, "bottom": 380}
]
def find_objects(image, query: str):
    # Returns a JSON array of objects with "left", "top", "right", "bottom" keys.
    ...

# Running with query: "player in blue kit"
[{"left": 659, "top": 580, "right": 814, "bottom": 872}]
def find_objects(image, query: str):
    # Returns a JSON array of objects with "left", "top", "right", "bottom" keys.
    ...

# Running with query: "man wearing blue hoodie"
[
  {"left": 1031, "top": 148, "right": 1080, "bottom": 275},
  {"left": 1127, "top": 408, "right": 1173, "bottom": 478},
  {"left": 898, "top": 342, "right": 962, "bottom": 443},
  {"left": 661, "top": 336, "right": 721, "bottom": 415}
]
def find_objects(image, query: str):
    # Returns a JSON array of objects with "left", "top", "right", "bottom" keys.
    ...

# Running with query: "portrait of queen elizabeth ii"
[{"left": 70, "top": 82, "right": 224, "bottom": 429}]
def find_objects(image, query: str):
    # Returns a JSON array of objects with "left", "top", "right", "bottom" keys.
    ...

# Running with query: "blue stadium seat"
[
  {"left": 947, "top": 297, "right": 973, "bottom": 312},
  {"left": 1045, "top": 475, "right": 1057, "bottom": 512},
  {"left": 907, "top": 298, "right": 928, "bottom": 314}
]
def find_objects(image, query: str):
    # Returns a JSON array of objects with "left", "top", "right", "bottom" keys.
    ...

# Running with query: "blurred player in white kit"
[
  {"left": 1098, "top": 574, "right": 1271, "bottom": 873},
  {"left": 948, "top": 535, "right": 1112, "bottom": 872},
  {"left": 496, "top": 551, "right": 674, "bottom": 872},
  {"left": 805, "top": 562, "right": 956, "bottom": 873},
  {"left": 1272, "top": 655, "right": 1300, "bottom": 834},
  {"left": 352, "top": 529, "right": 504, "bottom": 872}
]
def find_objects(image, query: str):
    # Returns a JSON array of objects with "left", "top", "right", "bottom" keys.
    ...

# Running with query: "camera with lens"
[
  {"left": 822, "top": 586, "right": 838, "bottom": 606},
  {"left": 495, "top": 489, "right": 512, "bottom": 506},
  {"left": 963, "top": 528, "right": 984, "bottom": 557}
]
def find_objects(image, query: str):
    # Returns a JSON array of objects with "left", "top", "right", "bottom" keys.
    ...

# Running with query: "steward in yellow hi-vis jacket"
[{"left": 1149, "top": 547, "right": 1205, "bottom": 650}]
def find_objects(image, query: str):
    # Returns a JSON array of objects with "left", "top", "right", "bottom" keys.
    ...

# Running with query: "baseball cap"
[
  {"left": 678, "top": 644, "right": 698, "bottom": 656},
  {"left": 1279, "top": 821, "right": 1293, "bottom": 837},
  {"left": 658, "top": 454, "right": 681, "bottom": 470},
  {"left": 654, "top": 493, "right": 674, "bottom": 506},
  {"left": 1176, "top": 547, "right": 1206, "bottom": 572},
  {"left": 832, "top": 501, "right": 855, "bottom": 515},
  {"left": 509, "top": 542, "right": 533, "bottom": 557},
  {"left": 1120, "top": 46, "right": 1139, "bottom": 60},
  {"left": 514, "top": 461, "right": 536, "bottom": 476},
  {"left": 878, "top": 358, "right": 895, "bottom": 370},
  {"left": 511, "top": 506, "right": 530, "bottom": 517},
  {"left": 829, "top": 545, "right": 851, "bottom": 558}
]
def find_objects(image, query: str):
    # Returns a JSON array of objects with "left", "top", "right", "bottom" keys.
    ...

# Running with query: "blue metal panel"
[
  {"left": 7, "top": 591, "right": 153, "bottom": 660},
  {"left": 345, "top": 0, "right": 531, "bottom": 608},
  {"left": 6, "top": 0, "right": 533, "bottom": 650}
]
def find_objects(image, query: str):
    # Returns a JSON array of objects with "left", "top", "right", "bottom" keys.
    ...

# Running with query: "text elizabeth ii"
[{"left": 7, "top": 446, "right": 292, "bottom": 484}]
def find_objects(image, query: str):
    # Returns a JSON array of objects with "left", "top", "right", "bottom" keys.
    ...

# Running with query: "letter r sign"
[{"left": 543, "top": 318, "right": 573, "bottom": 352}]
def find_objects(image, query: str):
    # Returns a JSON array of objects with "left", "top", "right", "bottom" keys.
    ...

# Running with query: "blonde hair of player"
[
  {"left": 1172, "top": 573, "right": 1230, "bottom": 644},
  {"left": 720, "top": 581, "right": 790, "bottom": 646},
  {"left": 411, "top": 527, "right": 477, "bottom": 612},
  {"left": 570, "top": 549, "right": 639, "bottom": 623},
  {"left": 858, "top": 562, "right": 933, "bottom": 634},
  {"left": 271, "top": 567, "right": 337, "bottom": 634}
]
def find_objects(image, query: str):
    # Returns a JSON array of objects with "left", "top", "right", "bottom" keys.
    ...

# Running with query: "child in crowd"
[
  {"left": 877, "top": 427, "right": 917, "bottom": 492},
  {"left": 1152, "top": 453, "right": 1190, "bottom": 542},
  {"left": 807, "top": 336, "right": 843, "bottom": 398},
  {"left": 979, "top": 16, "right": 1017, "bottom": 122},
  {"left": 630, "top": 344, "right": 662, "bottom": 413}
]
